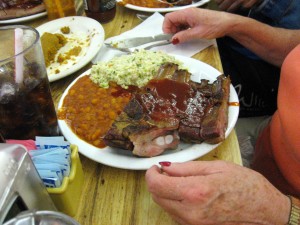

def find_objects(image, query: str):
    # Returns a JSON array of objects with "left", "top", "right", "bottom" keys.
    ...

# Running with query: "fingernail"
[
  {"left": 159, "top": 161, "right": 171, "bottom": 167},
  {"left": 172, "top": 37, "right": 179, "bottom": 45}
]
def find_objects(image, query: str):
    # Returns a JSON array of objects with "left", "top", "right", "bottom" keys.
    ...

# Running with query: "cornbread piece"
[{"left": 41, "top": 32, "right": 67, "bottom": 67}]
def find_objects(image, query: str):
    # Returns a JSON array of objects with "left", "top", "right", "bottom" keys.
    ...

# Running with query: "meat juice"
[{"left": 0, "top": 62, "right": 59, "bottom": 140}]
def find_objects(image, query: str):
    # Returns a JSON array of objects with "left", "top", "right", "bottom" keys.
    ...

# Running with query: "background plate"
[
  {"left": 116, "top": 0, "right": 210, "bottom": 13},
  {"left": 0, "top": 11, "right": 47, "bottom": 24},
  {"left": 36, "top": 16, "right": 105, "bottom": 82},
  {"left": 58, "top": 54, "right": 239, "bottom": 170}
]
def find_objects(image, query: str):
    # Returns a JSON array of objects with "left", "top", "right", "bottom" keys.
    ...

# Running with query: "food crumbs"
[{"left": 60, "top": 26, "right": 70, "bottom": 34}]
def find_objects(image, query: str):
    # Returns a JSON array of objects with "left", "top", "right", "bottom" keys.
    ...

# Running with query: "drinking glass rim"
[{"left": 0, "top": 25, "right": 40, "bottom": 63}]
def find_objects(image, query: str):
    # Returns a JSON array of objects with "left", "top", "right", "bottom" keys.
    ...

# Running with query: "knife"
[{"left": 105, "top": 33, "right": 173, "bottom": 49}]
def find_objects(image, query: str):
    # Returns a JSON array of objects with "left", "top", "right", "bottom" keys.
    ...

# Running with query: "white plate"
[
  {"left": 36, "top": 16, "right": 105, "bottom": 82},
  {"left": 58, "top": 54, "right": 239, "bottom": 170},
  {"left": 116, "top": 0, "right": 210, "bottom": 13},
  {"left": 0, "top": 11, "right": 47, "bottom": 24}
]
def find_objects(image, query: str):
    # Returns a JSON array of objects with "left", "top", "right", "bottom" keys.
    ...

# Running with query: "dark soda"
[{"left": 0, "top": 62, "right": 59, "bottom": 140}]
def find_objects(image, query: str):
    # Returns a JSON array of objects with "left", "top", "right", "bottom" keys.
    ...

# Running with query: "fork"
[{"left": 105, "top": 40, "right": 171, "bottom": 53}]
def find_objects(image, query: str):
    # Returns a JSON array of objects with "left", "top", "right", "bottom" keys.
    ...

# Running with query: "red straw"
[{"left": 14, "top": 28, "right": 24, "bottom": 84}]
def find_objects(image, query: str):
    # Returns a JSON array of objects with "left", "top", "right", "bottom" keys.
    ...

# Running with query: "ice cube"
[
  {"left": 23, "top": 76, "right": 39, "bottom": 90},
  {"left": 0, "top": 83, "right": 17, "bottom": 104}
]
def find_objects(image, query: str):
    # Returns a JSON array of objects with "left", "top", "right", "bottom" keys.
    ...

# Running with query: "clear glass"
[
  {"left": 3, "top": 210, "right": 80, "bottom": 225},
  {"left": 43, "top": 0, "right": 76, "bottom": 20},
  {"left": 0, "top": 25, "right": 59, "bottom": 140}
]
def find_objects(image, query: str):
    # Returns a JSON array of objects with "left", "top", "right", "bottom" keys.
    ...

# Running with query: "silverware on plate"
[{"left": 104, "top": 33, "right": 173, "bottom": 53}]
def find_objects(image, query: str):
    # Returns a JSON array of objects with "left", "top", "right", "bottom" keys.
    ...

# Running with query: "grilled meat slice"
[
  {"left": 103, "top": 96, "right": 180, "bottom": 157},
  {"left": 179, "top": 75, "right": 230, "bottom": 144},
  {"left": 155, "top": 62, "right": 191, "bottom": 82}
]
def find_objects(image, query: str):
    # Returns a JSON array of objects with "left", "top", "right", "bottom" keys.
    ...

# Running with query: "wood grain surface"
[{"left": 26, "top": 4, "right": 242, "bottom": 224}]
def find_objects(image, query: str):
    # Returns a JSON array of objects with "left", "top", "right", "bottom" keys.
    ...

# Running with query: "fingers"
[
  {"left": 163, "top": 11, "right": 191, "bottom": 34},
  {"left": 161, "top": 160, "right": 233, "bottom": 177},
  {"left": 216, "top": 0, "right": 261, "bottom": 12},
  {"left": 226, "top": 0, "right": 243, "bottom": 12},
  {"left": 218, "top": 0, "right": 241, "bottom": 12},
  {"left": 145, "top": 165, "right": 187, "bottom": 200},
  {"left": 171, "top": 26, "right": 213, "bottom": 44},
  {"left": 146, "top": 162, "right": 232, "bottom": 200},
  {"left": 243, "top": 0, "right": 261, "bottom": 8}
]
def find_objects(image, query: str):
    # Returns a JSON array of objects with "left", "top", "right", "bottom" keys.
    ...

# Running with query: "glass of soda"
[{"left": 0, "top": 25, "right": 59, "bottom": 140}]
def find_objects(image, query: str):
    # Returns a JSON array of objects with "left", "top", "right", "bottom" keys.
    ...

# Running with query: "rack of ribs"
[{"left": 103, "top": 63, "right": 230, "bottom": 157}]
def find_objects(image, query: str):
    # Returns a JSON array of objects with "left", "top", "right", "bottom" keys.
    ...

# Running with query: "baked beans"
[{"left": 58, "top": 75, "right": 131, "bottom": 148}]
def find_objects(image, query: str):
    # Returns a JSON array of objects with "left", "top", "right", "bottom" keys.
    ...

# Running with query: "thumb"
[{"left": 172, "top": 28, "right": 208, "bottom": 44}]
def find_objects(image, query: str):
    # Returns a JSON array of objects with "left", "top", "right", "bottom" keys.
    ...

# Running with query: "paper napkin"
[{"left": 92, "top": 12, "right": 215, "bottom": 63}]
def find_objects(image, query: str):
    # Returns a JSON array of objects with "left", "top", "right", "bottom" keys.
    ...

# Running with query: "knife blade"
[{"left": 105, "top": 33, "right": 173, "bottom": 49}]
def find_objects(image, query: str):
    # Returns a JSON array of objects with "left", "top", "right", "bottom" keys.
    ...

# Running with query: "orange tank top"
[{"left": 252, "top": 44, "right": 300, "bottom": 198}]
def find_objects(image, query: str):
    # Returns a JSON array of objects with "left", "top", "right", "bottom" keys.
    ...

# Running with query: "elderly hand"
[
  {"left": 163, "top": 8, "right": 240, "bottom": 44},
  {"left": 215, "top": 0, "right": 262, "bottom": 12},
  {"left": 145, "top": 161, "right": 290, "bottom": 225}
]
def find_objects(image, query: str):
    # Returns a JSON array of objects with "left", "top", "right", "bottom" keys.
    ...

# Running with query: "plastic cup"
[{"left": 0, "top": 25, "right": 59, "bottom": 140}]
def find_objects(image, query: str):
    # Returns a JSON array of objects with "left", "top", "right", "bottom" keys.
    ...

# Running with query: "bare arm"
[
  {"left": 163, "top": 8, "right": 300, "bottom": 66},
  {"left": 228, "top": 16, "right": 300, "bottom": 66}
]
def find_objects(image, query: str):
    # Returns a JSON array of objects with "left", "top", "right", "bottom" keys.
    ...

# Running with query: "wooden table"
[{"left": 24, "top": 4, "right": 242, "bottom": 225}]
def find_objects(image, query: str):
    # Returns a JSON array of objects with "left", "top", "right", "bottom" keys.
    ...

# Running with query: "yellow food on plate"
[
  {"left": 41, "top": 32, "right": 67, "bottom": 67},
  {"left": 40, "top": 27, "right": 91, "bottom": 76}
]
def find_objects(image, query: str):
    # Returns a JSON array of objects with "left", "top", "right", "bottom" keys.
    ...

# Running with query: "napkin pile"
[
  {"left": 7, "top": 136, "right": 71, "bottom": 188},
  {"left": 29, "top": 136, "right": 71, "bottom": 188},
  {"left": 92, "top": 12, "right": 215, "bottom": 63}
]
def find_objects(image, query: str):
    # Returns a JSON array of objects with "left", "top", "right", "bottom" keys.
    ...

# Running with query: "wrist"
[{"left": 288, "top": 195, "right": 300, "bottom": 225}]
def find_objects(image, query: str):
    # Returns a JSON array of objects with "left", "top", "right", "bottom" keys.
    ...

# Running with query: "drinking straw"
[
  {"left": 14, "top": 28, "right": 24, "bottom": 84},
  {"left": 54, "top": 0, "right": 65, "bottom": 17}
]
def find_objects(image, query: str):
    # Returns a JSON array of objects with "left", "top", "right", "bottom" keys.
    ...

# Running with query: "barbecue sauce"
[
  {"left": 229, "top": 102, "right": 240, "bottom": 106},
  {"left": 140, "top": 79, "right": 210, "bottom": 127},
  {"left": 146, "top": 79, "right": 191, "bottom": 112}
]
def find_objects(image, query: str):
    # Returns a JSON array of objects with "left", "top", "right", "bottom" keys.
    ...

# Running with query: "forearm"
[{"left": 226, "top": 15, "right": 300, "bottom": 66}]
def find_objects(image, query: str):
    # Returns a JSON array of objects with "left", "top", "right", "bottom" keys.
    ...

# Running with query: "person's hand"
[
  {"left": 163, "top": 8, "right": 240, "bottom": 44},
  {"left": 215, "top": 0, "right": 262, "bottom": 12},
  {"left": 145, "top": 161, "right": 290, "bottom": 225}
]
